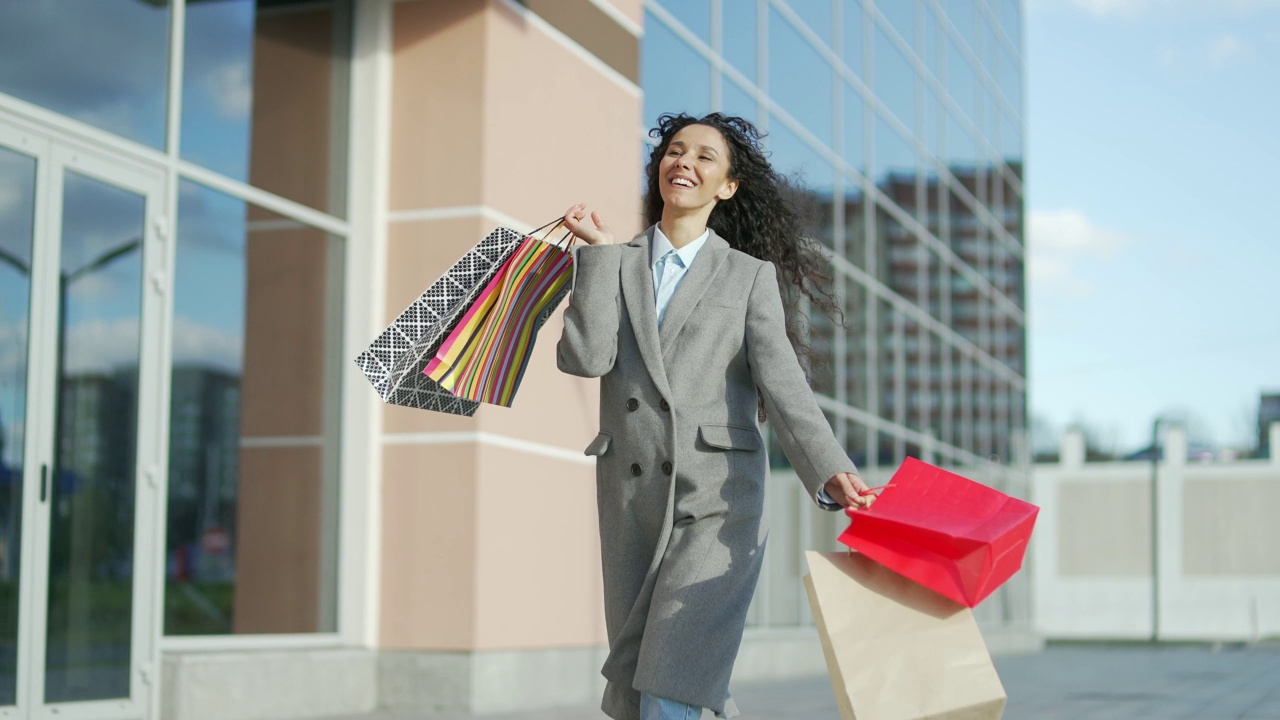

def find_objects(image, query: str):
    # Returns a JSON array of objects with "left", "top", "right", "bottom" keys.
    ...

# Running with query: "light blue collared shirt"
[{"left": 651, "top": 225, "right": 709, "bottom": 326}]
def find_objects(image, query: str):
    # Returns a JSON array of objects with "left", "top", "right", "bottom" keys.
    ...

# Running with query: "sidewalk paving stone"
[{"left": 314, "top": 643, "right": 1280, "bottom": 720}]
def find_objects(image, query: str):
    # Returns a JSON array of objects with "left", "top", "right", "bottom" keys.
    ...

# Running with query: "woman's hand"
[
  {"left": 825, "top": 471, "right": 876, "bottom": 510},
  {"left": 563, "top": 203, "right": 615, "bottom": 246}
]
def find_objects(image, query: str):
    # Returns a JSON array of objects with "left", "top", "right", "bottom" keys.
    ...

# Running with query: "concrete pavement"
[{"left": 318, "top": 643, "right": 1280, "bottom": 719}]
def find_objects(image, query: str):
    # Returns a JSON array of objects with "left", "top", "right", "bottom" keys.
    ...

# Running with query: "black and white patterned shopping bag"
[{"left": 355, "top": 226, "right": 526, "bottom": 415}]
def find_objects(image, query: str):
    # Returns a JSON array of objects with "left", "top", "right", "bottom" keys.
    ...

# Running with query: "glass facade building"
[
  {"left": 641, "top": 0, "right": 1028, "bottom": 629},
  {"left": 0, "top": 1, "right": 1030, "bottom": 717}
]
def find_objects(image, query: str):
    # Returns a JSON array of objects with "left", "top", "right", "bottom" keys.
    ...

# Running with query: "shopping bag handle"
[
  {"left": 528, "top": 217, "right": 579, "bottom": 252},
  {"left": 529, "top": 217, "right": 565, "bottom": 240}
]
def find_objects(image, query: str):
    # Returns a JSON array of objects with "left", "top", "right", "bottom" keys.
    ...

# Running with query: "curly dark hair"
[{"left": 643, "top": 112, "right": 845, "bottom": 417}]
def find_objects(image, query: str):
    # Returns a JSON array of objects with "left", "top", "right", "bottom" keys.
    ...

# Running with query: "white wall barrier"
[{"left": 1031, "top": 423, "right": 1280, "bottom": 642}]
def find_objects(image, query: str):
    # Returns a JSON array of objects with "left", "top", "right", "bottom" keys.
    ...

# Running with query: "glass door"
[
  {"left": 0, "top": 123, "right": 163, "bottom": 720},
  {"left": 0, "top": 126, "right": 42, "bottom": 720}
]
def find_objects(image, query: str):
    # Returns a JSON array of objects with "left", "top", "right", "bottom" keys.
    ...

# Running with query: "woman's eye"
[{"left": 700, "top": 156, "right": 712, "bottom": 161}]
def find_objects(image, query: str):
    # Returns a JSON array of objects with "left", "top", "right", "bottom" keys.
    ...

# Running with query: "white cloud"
[
  {"left": 171, "top": 317, "right": 243, "bottom": 371},
  {"left": 5, "top": 316, "right": 244, "bottom": 376},
  {"left": 1063, "top": 0, "right": 1280, "bottom": 18},
  {"left": 1071, "top": 0, "right": 1153, "bottom": 18},
  {"left": 0, "top": 183, "right": 21, "bottom": 216},
  {"left": 1028, "top": 209, "right": 1130, "bottom": 298},
  {"left": 0, "top": 320, "right": 28, "bottom": 379},
  {"left": 1206, "top": 34, "right": 1254, "bottom": 67},
  {"left": 62, "top": 318, "right": 140, "bottom": 374},
  {"left": 208, "top": 61, "right": 252, "bottom": 119}
]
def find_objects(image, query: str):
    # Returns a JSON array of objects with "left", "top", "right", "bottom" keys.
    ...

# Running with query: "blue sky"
[{"left": 1026, "top": 0, "right": 1280, "bottom": 452}]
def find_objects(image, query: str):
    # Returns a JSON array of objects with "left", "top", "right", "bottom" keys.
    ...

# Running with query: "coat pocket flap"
[
  {"left": 698, "top": 424, "right": 761, "bottom": 451},
  {"left": 584, "top": 432, "right": 612, "bottom": 457}
]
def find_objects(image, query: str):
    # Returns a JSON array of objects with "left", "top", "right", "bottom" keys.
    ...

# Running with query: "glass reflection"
[
  {"left": 998, "top": 43, "right": 1022, "bottom": 114},
  {"left": 168, "top": 180, "right": 343, "bottom": 636},
  {"left": 767, "top": 119, "right": 835, "bottom": 194},
  {"left": 874, "top": 24, "right": 916, "bottom": 133},
  {"left": 924, "top": 87, "right": 942, "bottom": 161},
  {"left": 720, "top": 78, "right": 758, "bottom": 125},
  {"left": 904, "top": 318, "right": 922, "bottom": 431},
  {"left": 1000, "top": 0, "right": 1022, "bottom": 49},
  {"left": 843, "top": 176, "right": 867, "bottom": 268},
  {"left": 642, "top": 14, "right": 711, "bottom": 124},
  {"left": 872, "top": 113, "right": 916, "bottom": 193},
  {"left": 843, "top": 84, "right": 866, "bottom": 173},
  {"left": 0, "top": 1, "right": 170, "bottom": 148},
  {"left": 926, "top": 330, "right": 945, "bottom": 436},
  {"left": 923, "top": 4, "right": 940, "bottom": 79},
  {"left": 842, "top": 0, "right": 865, "bottom": 77},
  {"left": 1000, "top": 111, "right": 1023, "bottom": 167},
  {"left": 946, "top": 0, "right": 978, "bottom": 52},
  {"left": 722, "top": 2, "right": 758, "bottom": 82},
  {"left": 947, "top": 110, "right": 980, "bottom": 171},
  {"left": 0, "top": 146, "right": 36, "bottom": 707},
  {"left": 182, "top": 0, "right": 352, "bottom": 217},
  {"left": 654, "top": 0, "right": 710, "bottom": 41},
  {"left": 769, "top": 6, "right": 833, "bottom": 146},
  {"left": 876, "top": 0, "right": 915, "bottom": 44},
  {"left": 947, "top": 35, "right": 979, "bottom": 123},
  {"left": 46, "top": 171, "right": 145, "bottom": 703},
  {"left": 784, "top": 0, "right": 833, "bottom": 46},
  {"left": 950, "top": 265, "right": 979, "bottom": 347},
  {"left": 842, "top": 280, "right": 869, "bottom": 412}
]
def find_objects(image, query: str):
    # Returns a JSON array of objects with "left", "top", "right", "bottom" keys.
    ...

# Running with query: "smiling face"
[{"left": 657, "top": 124, "right": 739, "bottom": 219}]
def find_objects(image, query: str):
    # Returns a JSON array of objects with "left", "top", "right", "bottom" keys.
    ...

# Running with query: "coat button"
[
  {"left": 627, "top": 398, "right": 639, "bottom": 411},
  {"left": 631, "top": 463, "right": 642, "bottom": 476},
  {"left": 661, "top": 461, "right": 673, "bottom": 476},
  {"left": 659, "top": 399, "right": 670, "bottom": 412}
]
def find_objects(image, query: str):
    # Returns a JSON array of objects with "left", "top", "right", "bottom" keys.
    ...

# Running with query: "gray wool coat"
[{"left": 556, "top": 225, "right": 856, "bottom": 720}]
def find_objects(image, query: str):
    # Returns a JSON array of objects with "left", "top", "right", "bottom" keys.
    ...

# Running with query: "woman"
[{"left": 557, "top": 112, "right": 874, "bottom": 720}]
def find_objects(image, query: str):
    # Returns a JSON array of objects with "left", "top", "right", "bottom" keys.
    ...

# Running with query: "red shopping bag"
[{"left": 837, "top": 457, "right": 1038, "bottom": 608}]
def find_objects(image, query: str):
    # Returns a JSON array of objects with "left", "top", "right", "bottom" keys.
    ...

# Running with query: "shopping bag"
[
  {"left": 804, "top": 551, "right": 1006, "bottom": 720},
  {"left": 354, "top": 218, "right": 564, "bottom": 415},
  {"left": 425, "top": 233, "right": 574, "bottom": 406},
  {"left": 837, "top": 457, "right": 1038, "bottom": 608}
]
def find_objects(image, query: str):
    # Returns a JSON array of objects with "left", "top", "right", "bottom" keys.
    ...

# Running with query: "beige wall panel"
[
  {"left": 381, "top": 443, "right": 481, "bottom": 649},
  {"left": 233, "top": 446, "right": 324, "bottom": 634},
  {"left": 520, "top": 0, "right": 640, "bottom": 81},
  {"left": 250, "top": 10, "right": 336, "bottom": 212},
  {"left": 390, "top": 0, "right": 488, "bottom": 211},
  {"left": 1184, "top": 478, "right": 1280, "bottom": 576},
  {"left": 241, "top": 227, "right": 330, "bottom": 437},
  {"left": 475, "top": 306, "right": 602, "bottom": 455},
  {"left": 602, "top": 0, "right": 642, "bottom": 27},
  {"left": 472, "top": 446, "right": 605, "bottom": 649},
  {"left": 482, "top": 2, "right": 645, "bottom": 240},
  {"left": 1058, "top": 480, "right": 1151, "bottom": 577}
]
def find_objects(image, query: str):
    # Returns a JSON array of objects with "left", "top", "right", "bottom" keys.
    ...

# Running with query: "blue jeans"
[{"left": 640, "top": 691, "right": 702, "bottom": 720}]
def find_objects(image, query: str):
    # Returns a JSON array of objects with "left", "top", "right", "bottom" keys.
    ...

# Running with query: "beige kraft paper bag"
[{"left": 803, "top": 551, "right": 1007, "bottom": 720}]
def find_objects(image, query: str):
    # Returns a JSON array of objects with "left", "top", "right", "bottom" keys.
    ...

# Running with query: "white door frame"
[{"left": 0, "top": 119, "right": 167, "bottom": 720}]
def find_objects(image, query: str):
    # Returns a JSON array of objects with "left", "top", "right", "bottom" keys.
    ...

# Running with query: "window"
[
  {"left": 181, "top": 0, "right": 353, "bottom": 216},
  {"left": 0, "top": 1, "right": 171, "bottom": 148},
  {"left": 167, "top": 180, "right": 344, "bottom": 635}
]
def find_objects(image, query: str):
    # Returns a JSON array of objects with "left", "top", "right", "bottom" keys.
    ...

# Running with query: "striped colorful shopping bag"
[
  {"left": 424, "top": 228, "right": 575, "bottom": 407},
  {"left": 355, "top": 217, "right": 567, "bottom": 415}
]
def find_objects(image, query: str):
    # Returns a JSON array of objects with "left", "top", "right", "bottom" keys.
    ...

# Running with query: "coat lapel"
[
  {"left": 620, "top": 227, "right": 674, "bottom": 401},
  {"left": 658, "top": 229, "right": 729, "bottom": 357}
]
